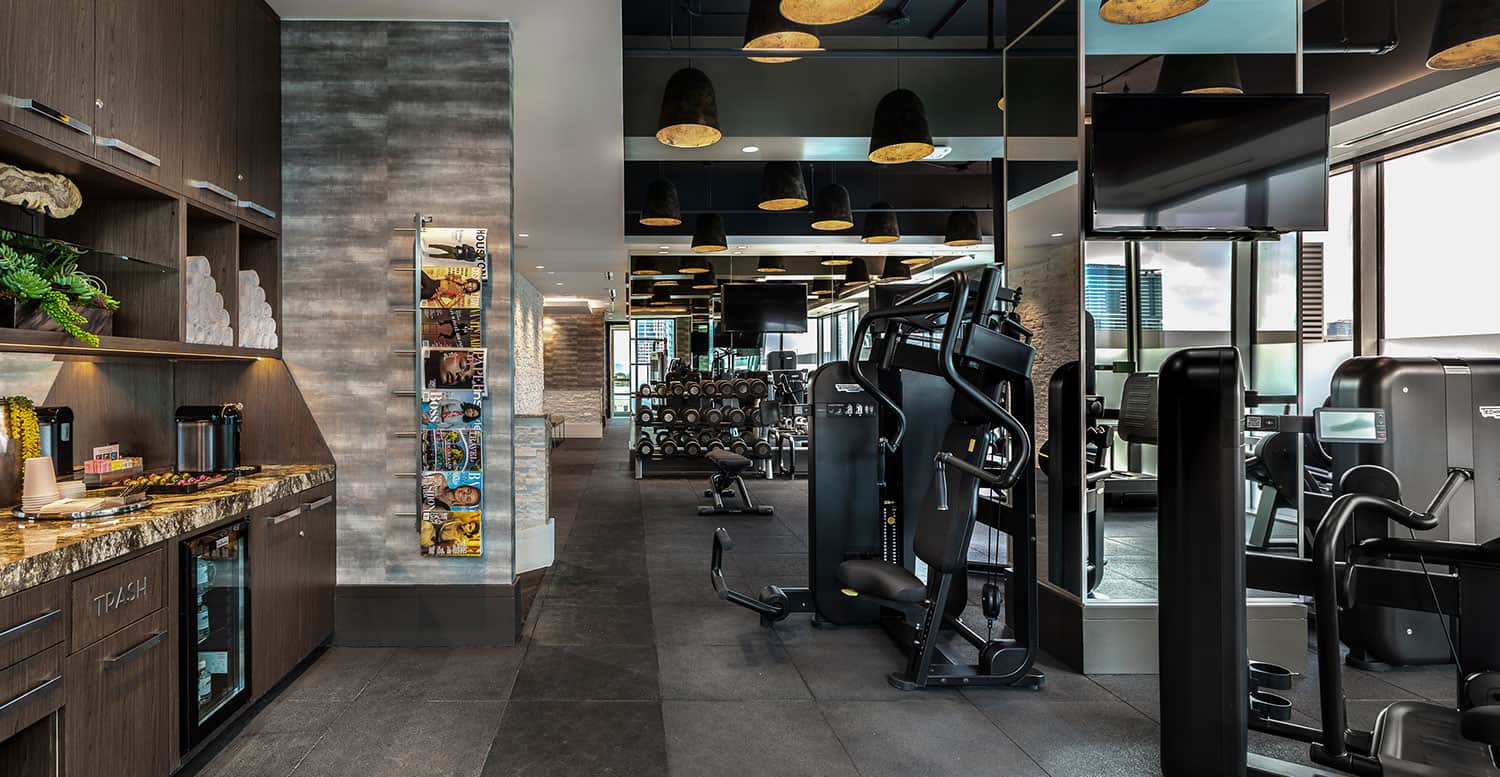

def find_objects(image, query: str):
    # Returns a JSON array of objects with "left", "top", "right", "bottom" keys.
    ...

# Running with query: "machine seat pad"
[
  {"left": 836, "top": 560, "right": 927, "bottom": 603},
  {"left": 1373, "top": 701, "right": 1500, "bottom": 777},
  {"left": 706, "top": 449, "right": 752, "bottom": 475}
]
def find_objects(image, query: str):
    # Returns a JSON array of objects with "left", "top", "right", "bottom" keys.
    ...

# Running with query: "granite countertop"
[{"left": 0, "top": 464, "right": 335, "bottom": 598}]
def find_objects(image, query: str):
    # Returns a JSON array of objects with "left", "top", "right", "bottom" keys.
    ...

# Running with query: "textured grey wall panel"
[{"left": 282, "top": 21, "right": 516, "bottom": 587}]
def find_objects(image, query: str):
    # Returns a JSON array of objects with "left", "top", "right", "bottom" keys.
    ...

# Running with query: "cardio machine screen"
[{"left": 1314, "top": 408, "right": 1387, "bottom": 444}]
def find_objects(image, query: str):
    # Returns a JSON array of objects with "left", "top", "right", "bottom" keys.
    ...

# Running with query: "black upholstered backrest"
[
  {"left": 1117, "top": 372, "right": 1160, "bottom": 445},
  {"left": 914, "top": 422, "right": 992, "bottom": 573}
]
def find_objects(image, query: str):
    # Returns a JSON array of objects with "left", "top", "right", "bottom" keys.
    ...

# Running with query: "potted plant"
[{"left": 0, "top": 229, "right": 119, "bottom": 346}]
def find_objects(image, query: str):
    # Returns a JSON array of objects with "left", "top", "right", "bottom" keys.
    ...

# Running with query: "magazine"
[
  {"left": 420, "top": 509, "right": 482, "bottom": 557},
  {"left": 422, "top": 429, "right": 482, "bottom": 472},
  {"left": 421, "top": 309, "right": 482, "bottom": 348},
  {"left": 420, "top": 227, "right": 489, "bottom": 281},
  {"left": 421, "top": 470, "right": 483, "bottom": 512},
  {"left": 418, "top": 265, "right": 483, "bottom": 309},
  {"left": 421, "top": 390, "right": 483, "bottom": 429},
  {"left": 423, "top": 347, "right": 486, "bottom": 391}
]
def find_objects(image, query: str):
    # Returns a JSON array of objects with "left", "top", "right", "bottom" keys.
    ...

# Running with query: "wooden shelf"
[{"left": 0, "top": 328, "right": 276, "bottom": 360}]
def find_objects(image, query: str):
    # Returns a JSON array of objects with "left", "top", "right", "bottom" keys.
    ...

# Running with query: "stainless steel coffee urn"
[{"left": 175, "top": 404, "right": 243, "bottom": 473}]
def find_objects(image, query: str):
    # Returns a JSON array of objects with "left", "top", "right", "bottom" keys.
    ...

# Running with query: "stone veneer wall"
[
  {"left": 281, "top": 22, "right": 517, "bottom": 605},
  {"left": 542, "top": 308, "right": 605, "bottom": 437},
  {"left": 1009, "top": 243, "right": 1082, "bottom": 448},
  {"left": 513, "top": 275, "right": 544, "bottom": 415},
  {"left": 511, "top": 416, "right": 551, "bottom": 572}
]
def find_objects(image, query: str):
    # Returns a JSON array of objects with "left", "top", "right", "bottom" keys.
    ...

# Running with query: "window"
[
  {"left": 1383, "top": 129, "right": 1500, "bottom": 351},
  {"left": 1137, "top": 242, "right": 1233, "bottom": 373},
  {"left": 1301, "top": 172, "right": 1354, "bottom": 404}
]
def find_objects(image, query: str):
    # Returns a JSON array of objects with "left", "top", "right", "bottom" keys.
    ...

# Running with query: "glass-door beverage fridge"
[{"left": 179, "top": 520, "right": 250, "bottom": 748}]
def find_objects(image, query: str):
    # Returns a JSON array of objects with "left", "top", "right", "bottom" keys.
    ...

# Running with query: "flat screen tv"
[
  {"left": 720, "top": 282, "right": 809, "bottom": 333},
  {"left": 1089, "top": 93, "right": 1330, "bottom": 236},
  {"left": 712, "top": 330, "right": 765, "bottom": 350}
]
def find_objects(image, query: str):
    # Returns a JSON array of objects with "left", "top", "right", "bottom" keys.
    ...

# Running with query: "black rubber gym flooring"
[{"left": 185, "top": 420, "right": 1456, "bottom": 777}]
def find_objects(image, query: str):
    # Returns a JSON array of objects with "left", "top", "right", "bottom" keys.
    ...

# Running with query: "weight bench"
[{"left": 700, "top": 449, "right": 774, "bottom": 515}]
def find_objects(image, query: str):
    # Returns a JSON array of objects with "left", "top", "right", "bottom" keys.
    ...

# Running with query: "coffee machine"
[
  {"left": 175, "top": 404, "right": 243, "bottom": 473},
  {"left": 35, "top": 406, "right": 73, "bottom": 477}
]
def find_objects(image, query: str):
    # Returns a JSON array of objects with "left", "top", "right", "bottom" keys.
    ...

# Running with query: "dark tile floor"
[{"left": 186, "top": 420, "right": 1453, "bottom": 777}]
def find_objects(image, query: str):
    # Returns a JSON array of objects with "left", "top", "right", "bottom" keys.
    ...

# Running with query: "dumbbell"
[
  {"left": 669, "top": 381, "right": 686, "bottom": 397},
  {"left": 656, "top": 429, "right": 673, "bottom": 445},
  {"left": 702, "top": 380, "right": 719, "bottom": 398},
  {"left": 652, "top": 382, "right": 668, "bottom": 396},
  {"left": 706, "top": 439, "right": 726, "bottom": 451},
  {"left": 639, "top": 383, "right": 654, "bottom": 397},
  {"left": 636, "top": 407, "right": 654, "bottom": 424},
  {"left": 684, "top": 439, "right": 703, "bottom": 456},
  {"left": 717, "top": 380, "right": 735, "bottom": 397},
  {"left": 635, "top": 436, "right": 655, "bottom": 456},
  {"left": 727, "top": 408, "right": 746, "bottom": 426},
  {"left": 732, "top": 379, "right": 752, "bottom": 399},
  {"left": 683, "top": 407, "right": 701, "bottom": 424},
  {"left": 749, "top": 409, "right": 763, "bottom": 426},
  {"left": 660, "top": 437, "right": 679, "bottom": 456},
  {"left": 705, "top": 407, "right": 724, "bottom": 425},
  {"left": 686, "top": 381, "right": 702, "bottom": 397},
  {"left": 730, "top": 438, "right": 749, "bottom": 455},
  {"left": 749, "top": 379, "right": 768, "bottom": 398},
  {"left": 698, "top": 429, "right": 718, "bottom": 445},
  {"left": 659, "top": 407, "right": 678, "bottom": 424},
  {"left": 750, "top": 437, "right": 773, "bottom": 458}
]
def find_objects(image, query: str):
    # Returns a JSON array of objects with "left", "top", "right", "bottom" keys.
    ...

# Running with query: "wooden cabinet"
[
  {"left": 299, "top": 488, "right": 337, "bottom": 656},
  {"left": 0, "top": 0, "right": 96, "bottom": 156},
  {"left": 180, "top": 0, "right": 238, "bottom": 212},
  {"left": 93, "top": 0, "right": 182, "bottom": 187},
  {"left": 234, "top": 0, "right": 281, "bottom": 226},
  {"left": 65, "top": 609, "right": 170, "bottom": 777},
  {"left": 250, "top": 499, "right": 303, "bottom": 697}
]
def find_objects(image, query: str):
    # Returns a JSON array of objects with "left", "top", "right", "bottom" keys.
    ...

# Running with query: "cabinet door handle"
[
  {"left": 235, "top": 200, "right": 278, "bottom": 219},
  {"left": 95, "top": 136, "right": 161, "bottom": 167},
  {"left": 11, "top": 98, "right": 92, "bottom": 135},
  {"left": 0, "top": 608, "right": 61, "bottom": 647},
  {"left": 0, "top": 675, "right": 61, "bottom": 718},
  {"left": 267, "top": 506, "right": 303, "bottom": 525},
  {"left": 101, "top": 631, "right": 166, "bottom": 669},
  {"left": 303, "top": 496, "right": 333, "bottom": 511},
  {"left": 187, "top": 180, "right": 238, "bottom": 202}
]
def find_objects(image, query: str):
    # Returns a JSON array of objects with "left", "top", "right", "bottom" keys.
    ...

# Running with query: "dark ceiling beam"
[
  {"left": 623, "top": 47, "right": 1002, "bottom": 59},
  {"left": 626, "top": 207, "right": 991, "bottom": 215},
  {"left": 927, "top": 0, "right": 971, "bottom": 39}
]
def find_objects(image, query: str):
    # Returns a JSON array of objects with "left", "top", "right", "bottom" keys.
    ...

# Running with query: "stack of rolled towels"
[
  {"left": 238, "top": 269, "right": 278, "bottom": 350},
  {"left": 185, "top": 256, "right": 234, "bottom": 345}
]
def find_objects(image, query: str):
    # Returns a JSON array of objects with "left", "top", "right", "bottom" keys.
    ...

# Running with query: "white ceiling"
[{"left": 267, "top": 0, "right": 628, "bottom": 306}]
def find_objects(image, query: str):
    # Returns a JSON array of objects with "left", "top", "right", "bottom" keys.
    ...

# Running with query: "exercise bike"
[{"left": 710, "top": 266, "right": 1045, "bottom": 691}]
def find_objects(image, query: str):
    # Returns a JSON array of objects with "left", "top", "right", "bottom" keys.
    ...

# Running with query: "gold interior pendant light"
[
  {"left": 656, "top": 67, "right": 723, "bottom": 148},
  {"left": 780, "top": 0, "right": 883, "bottom": 26},
  {"left": 1099, "top": 0, "right": 1210, "bottom": 25},
  {"left": 1428, "top": 0, "right": 1500, "bottom": 70},
  {"left": 745, "top": 0, "right": 821, "bottom": 63}
]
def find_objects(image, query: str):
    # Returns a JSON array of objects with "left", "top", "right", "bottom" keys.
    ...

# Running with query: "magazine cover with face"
[
  {"left": 421, "top": 390, "right": 483, "bottom": 429},
  {"left": 421, "top": 308, "right": 482, "bottom": 348},
  {"left": 420, "top": 509, "right": 482, "bottom": 557},
  {"left": 423, "top": 347, "right": 486, "bottom": 392},
  {"left": 422, "top": 429, "right": 482, "bottom": 472},
  {"left": 418, "top": 265, "right": 483, "bottom": 309},
  {"left": 420, "top": 227, "right": 489, "bottom": 281}
]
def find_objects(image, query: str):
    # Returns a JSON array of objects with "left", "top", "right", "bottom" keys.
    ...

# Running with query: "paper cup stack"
[
  {"left": 21, "top": 456, "right": 60, "bottom": 513},
  {"left": 185, "top": 256, "right": 234, "bottom": 345},
  {"left": 238, "top": 270, "right": 278, "bottom": 350}
]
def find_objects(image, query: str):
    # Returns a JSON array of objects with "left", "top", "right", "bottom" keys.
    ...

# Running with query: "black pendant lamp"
[
  {"left": 656, "top": 67, "right": 722, "bottom": 148},
  {"left": 780, "top": 0, "right": 882, "bottom": 25},
  {"left": 811, "top": 184, "right": 854, "bottom": 231},
  {"left": 881, "top": 257, "right": 913, "bottom": 282},
  {"left": 869, "top": 89, "right": 935, "bottom": 165},
  {"left": 1428, "top": 0, "right": 1500, "bottom": 70},
  {"left": 692, "top": 269, "right": 718, "bottom": 290},
  {"left": 649, "top": 287, "right": 673, "bottom": 306},
  {"left": 652, "top": 276, "right": 679, "bottom": 287},
  {"left": 900, "top": 255, "right": 934, "bottom": 267},
  {"left": 757, "top": 256, "right": 787, "bottom": 274},
  {"left": 820, "top": 256, "right": 853, "bottom": 267},
  {"left": 843, "top": 259, "right": 871, "bottom": 287},
  {"left": 678, "top": 255, "right": 712, "bottom": 275},
  {"left": 861, "top": 201, "right": 900, "bottom": 243},
  {"left": 759, "top": 162, "right": 809, "bottom": 211},
  {"left": 944, "top": 211, "right": 982, "bottom": 247},
  {"left": 811, "top": 278, "right": 836, "bottom": 297},
  {"left": 639, "top": 178, "right": 682, "bottom": 226},
  {"left": 1099, "top": 0, "right": 1210, "bottom": 25},
  {"left": 744, "top": 0, "right": 821, "bottom": 63},
  {"left": 692, "top": 213, "right": 728, "bottom": 253},
  {"left": 1155, "top": 54, "right": 1243, "bottom": 94},
  {"left": 632, "top": 256, "right": 662, "bottom": 276}
]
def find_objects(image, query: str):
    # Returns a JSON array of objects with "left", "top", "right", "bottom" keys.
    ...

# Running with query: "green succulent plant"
[{"left": 0, "top": 229, "right": 120, "bottom": 346}]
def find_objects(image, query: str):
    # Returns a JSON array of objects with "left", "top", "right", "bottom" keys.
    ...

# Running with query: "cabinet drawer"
[
  {"left": 70, "top": 549, "right": 165, "bottom": 651},
  {"left": 0, "top": 644, "right": 63, "bottom": 743},
  {"left": 0, "top": 580, "right": 65, "bottom": 672},
  {"left": 65, "top": 610, "right": 170, "bottom": 777}
]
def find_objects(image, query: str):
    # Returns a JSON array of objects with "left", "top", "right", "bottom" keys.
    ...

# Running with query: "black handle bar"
[{"left": 711, "top": 528, "right": 784, "bottom": 618}]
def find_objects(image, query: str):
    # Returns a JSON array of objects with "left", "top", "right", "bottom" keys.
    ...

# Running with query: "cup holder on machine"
[
  {"left": 1249, "top": 690, "right": 1294, "bottom": 722},
  {"left": 1249, "top": 661, "right": 1294, "bottom": 691}
]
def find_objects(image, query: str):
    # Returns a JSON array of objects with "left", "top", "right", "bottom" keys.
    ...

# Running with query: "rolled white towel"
[
  {"left": 244, "top": 285, "right": 266, "bottom": 305},
  {"left": 186, "top": 256, "right": 211, "bottom": 276},
  {"left": 269, "top": 332, "right": 279, "bottom": 349},
  {"left": 215, "top": 308, "right": 230, "bottom": 328},
  {"left": 238, "top": 269, "right": 260, "bottom": 289},
  {"left": 257, "top": 301, "right": 272, "bottom": 319},
  {"left": 211, "top": 291, "right": 224, "bottom": 310}
]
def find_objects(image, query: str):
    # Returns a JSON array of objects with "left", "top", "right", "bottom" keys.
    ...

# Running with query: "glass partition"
[{"left": 1301, "top": 172, "right": 1355, "bottom": 406}]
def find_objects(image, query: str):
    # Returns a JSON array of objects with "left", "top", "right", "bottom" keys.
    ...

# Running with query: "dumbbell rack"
[{"left": 631, "top": 377, "right": 775, "bottom": 479}]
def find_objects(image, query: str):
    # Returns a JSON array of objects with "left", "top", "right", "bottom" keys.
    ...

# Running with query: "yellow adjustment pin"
[{"left": 841, "top": 588, "right": 860, "bottom": 597}]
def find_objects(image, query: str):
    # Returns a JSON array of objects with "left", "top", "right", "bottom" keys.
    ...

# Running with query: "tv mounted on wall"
[
  {"left": 720, "top": 283, "right": 809, "bottom": 334},
  {"left": 1089, "top": 93, "right": 1331, "bottom": 237}
]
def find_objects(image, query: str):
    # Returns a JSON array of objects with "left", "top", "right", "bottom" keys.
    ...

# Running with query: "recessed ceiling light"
[
  {"left": 547, "top": 271, "right": 556, "bottom": 275},
  {"left": 534, "top": 265, "right": 545, "bottom": 269},
  {"left": 923, "top": 145, "right": 954, "bottom": 161},
  {"left": 518, "top": 233, "right": 530, "bottom": 238},
  {"left": 736, "top": 245, "right": 748, "bottom": 249},
  {"left": 659, "top": 245, "right": 671, "bottom": 250},
  {"left": 1050, "top": 232, "right": 1065, "bottom": 238},
  {"left": 555, "top": 282, "right": 563, "bottom": 286},
  {"left": 658, "top": 250, "right": 670, "bottom": 254},
  {"left": 741, "top": 145, "right": 760, "bottom": 153}
]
